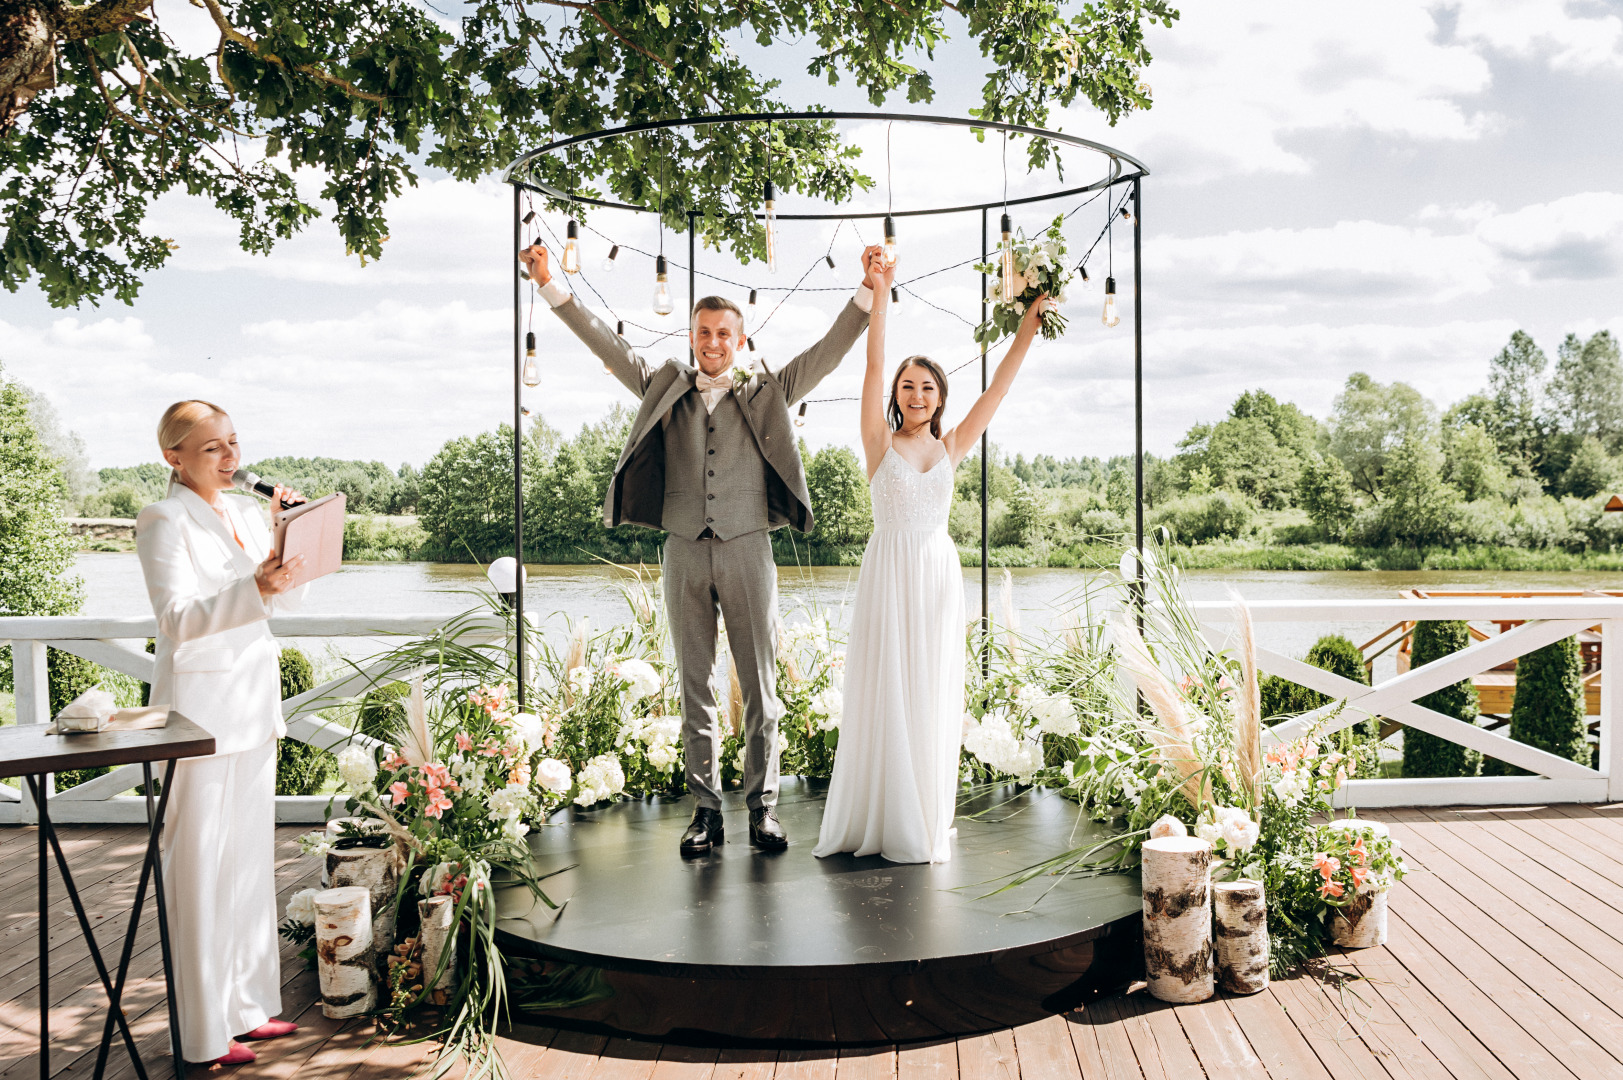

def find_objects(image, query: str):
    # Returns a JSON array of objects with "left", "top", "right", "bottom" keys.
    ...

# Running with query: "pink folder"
[{"left": 273, "top": 492, "right": 346, "bottom": 588}]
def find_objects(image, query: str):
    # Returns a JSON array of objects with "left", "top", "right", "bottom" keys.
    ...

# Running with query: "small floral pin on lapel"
[{"left": 731, "top": 363, "right": 753, "bottom": 391}]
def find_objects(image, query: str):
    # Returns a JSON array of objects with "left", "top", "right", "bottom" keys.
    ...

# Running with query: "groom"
[{"left": 519, "top": 242, "right": 876, "bottom": 856}]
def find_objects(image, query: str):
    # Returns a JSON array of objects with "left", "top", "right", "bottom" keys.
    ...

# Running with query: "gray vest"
[{"left": 662, "top": 388, "right": 772, "bottom": 540}]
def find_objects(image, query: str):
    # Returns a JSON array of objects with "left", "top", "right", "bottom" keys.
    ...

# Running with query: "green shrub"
[
  {"left": 1483, "top": 636, "right": 1588, "bottom": 776},
  {"left": 343, "top": 515, "right": 427, "bottom": 561},
  {"left": 359, "top": 679, "right": 411, "bottom": 743},
  {"left": 1259, "top": 634, "right": 1381, "bottom": 772},
  {"left": 275, "top": 646, "right": 336, "bottom": 796},
  {"left": 1148, "top": 491, "right": 1254, "bottom": 544},
  {"left": 48, "top": 649, "right": 144, "bottom": 790},
  {"left": 1402, "top": 620, "right": 1482, "bottom": 778}
]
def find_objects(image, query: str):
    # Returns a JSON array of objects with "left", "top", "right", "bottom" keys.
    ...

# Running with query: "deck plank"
[
  {"left": 894, "top": 1041, "right": 954, "bottom": 1080},
  {"left": 1222, "top": 988, "right": 1334, "bottom": 1080},
  {"left": 1010, "top": 1015, "right": 1081, "bottom": 1080},
  {"left": 952, "top": 1029, "right": 1018, "bottom": 1080},
  {"left": 1170, "top": 997, "right": 1261, "bottom": 1080},
  {"left": 834, "top": 1046, "right": 896, "bottom": 1080}
]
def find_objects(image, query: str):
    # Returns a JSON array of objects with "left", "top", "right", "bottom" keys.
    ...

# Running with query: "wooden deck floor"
[{"left": 6, "top": 805, "right": 1623, "bottom": 1080}]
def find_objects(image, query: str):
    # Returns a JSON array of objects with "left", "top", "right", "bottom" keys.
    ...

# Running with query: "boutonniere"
[{"left": 731, "top": 363, "right": 754, "bottom": 391}]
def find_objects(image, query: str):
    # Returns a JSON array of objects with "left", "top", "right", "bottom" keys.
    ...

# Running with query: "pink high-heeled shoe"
[
  {"left": 209, "top": 1042, "right": 257, "bottom": 1066},
  {"left": 240, "top": 1019, "right": 298, "bottom": 1041}
]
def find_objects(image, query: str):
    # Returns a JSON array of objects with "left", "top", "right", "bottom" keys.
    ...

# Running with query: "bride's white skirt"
[{"left": 814, "top": 525, "right": 965, "bottom": 864}]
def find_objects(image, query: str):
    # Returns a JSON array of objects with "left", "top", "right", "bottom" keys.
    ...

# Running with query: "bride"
[{"left": 814, "top": 250, "right": 1051, "bottom": 864}]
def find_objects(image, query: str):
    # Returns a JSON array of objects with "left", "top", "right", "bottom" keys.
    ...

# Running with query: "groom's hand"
[
  {"left": 518, "top": 243, "right": 551, "bottom": 286},
  {"left": 863, "top": 245, "right": 896, "bottom": 293}
]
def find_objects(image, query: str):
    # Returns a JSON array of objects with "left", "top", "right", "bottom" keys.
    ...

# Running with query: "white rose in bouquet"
[
  {"left": 284, "top": 887, "right": 319, "bottom": 926},
  {"left": 535, "top": 758, "right": 572, "bottom": 793},
  {"left": 511, "top": 711, "right": 547, "bottom": 751},
  {"left": 613, "top": 658, "right": 662, "bottom": 702},
  {"left": 1148, "top": 814, "right": 1187, "bottom": 840},
  {"left": 336, "top": 744, "right": 377, "bottom": 793}
]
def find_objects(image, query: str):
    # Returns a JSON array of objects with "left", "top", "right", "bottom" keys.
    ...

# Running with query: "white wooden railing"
[
  {"left": 0, "top": 614, "right": 502, "bottom": 824},
  {"left": 8, "top": 597, "right": 1622, "bottom": 821},
  {"left": 1193, "top": 597, "right": 1623, "bottom": 807}
]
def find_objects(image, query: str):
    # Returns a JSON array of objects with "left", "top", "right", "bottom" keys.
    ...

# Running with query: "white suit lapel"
[{"left": 175, "top": 485, "right": 258, "bottom": 572}]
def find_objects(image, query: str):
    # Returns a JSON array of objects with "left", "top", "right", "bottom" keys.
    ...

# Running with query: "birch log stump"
[
  {"left": 1142, "top": 836, "right": 1214, "bottom": 1003},
  {"left": 418, "top": 895, "right": 458, "bottom": 996},
  {"left": 326, "top": 842, "right": 401, "bottom": 966},
  {"left": 314, "top": 887, "right": 377, "bottom": 1018},
  {"left": 1332, "top": 885, "right": 1390, "bottom": 947},
  {"left": 1213, "top": 880, "right": 1269, "bottom": 993}
]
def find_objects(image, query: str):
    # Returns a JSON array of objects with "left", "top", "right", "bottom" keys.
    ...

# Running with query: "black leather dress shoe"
[
  {"left": 680, "top": 806, "right": 725, "bottom": 857},
  {"left": 749, "top": 807, "right": 788, "bottom": 850}
]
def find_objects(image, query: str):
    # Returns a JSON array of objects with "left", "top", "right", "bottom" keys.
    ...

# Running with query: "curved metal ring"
[{"left": 503, "top": 110, "right": 1147, "bottom": 220}]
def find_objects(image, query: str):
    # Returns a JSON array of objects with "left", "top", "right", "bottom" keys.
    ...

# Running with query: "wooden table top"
[{"left": 0, "top": 712, "right": 215, "bottom": 775}]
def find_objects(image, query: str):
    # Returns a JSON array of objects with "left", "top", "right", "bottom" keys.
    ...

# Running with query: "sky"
[{"left": 2, "top": 0, "right": 1621, "bottom": 472}]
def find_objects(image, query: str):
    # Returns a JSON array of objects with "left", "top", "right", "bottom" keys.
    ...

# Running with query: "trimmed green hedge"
[
  {"left": 1484, "top": 636, "right": 1588, "bottom": 776},
  {"left": 1403, "top": 620, "right": 1482, "bottom": 778},
  {"left": 274, "top": 647, "right": 336, "bottom": 796}
]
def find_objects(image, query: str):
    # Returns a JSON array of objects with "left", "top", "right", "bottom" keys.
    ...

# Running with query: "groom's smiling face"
[{"left": 691, "top": 309, "right": 746, "bottom": 378}]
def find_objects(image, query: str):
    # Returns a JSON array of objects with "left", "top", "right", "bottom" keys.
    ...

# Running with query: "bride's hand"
[
  {"left": 1023, "top": 291, "right": 1053, "bottom": 325},
  {"left": 863, "top": 246, "right": 896, "bottom": 293}
]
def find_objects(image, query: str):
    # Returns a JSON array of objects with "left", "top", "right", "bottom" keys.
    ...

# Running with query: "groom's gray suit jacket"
[{"left": 551, "top": 297, "right": 868, "bottom": 539}]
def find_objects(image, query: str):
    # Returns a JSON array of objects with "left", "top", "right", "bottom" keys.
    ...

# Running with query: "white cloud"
[
  {"left": 1474, "top": 190, "right": 1623, "bottom": 280},
  {"left": 1447, "top": 0, "right": 1623, "bottom": 71},
  {"left": 1100, "top": 1, "right": 1495, "bottom": 182}
]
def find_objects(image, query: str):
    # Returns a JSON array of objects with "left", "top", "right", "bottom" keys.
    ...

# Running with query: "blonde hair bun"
[{"left": 157, "top": 400, "right": 228, "bottom": 452}]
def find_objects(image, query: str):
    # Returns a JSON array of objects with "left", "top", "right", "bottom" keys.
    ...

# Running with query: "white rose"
[
  {"left": 336, "top": 745, "right": 377, "bottom": 793},
  {"left": 1221, "top": 815, "right": 1260, "bottom": 853},
  {"left": 1195, "top": 821, "right": 1224, "bottom": 846},
  {"left": 1148, "top": 815, "right": 1187, "bottom": 840},
  {"left": 285, "top": 887, "right": 319, "bottom": 926},
  {"left": 573, "top": 753, "right": 627, "bottom": 806},
  {"left": 535, "top": 758, "right": 572, "bottom": 793},
  {"left": 511, "top": 712, "right": 547, "bottom": 751}
]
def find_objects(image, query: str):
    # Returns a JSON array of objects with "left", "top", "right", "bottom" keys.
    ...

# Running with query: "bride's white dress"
[{"left": 814, "top": 445, "right": 965, "bottom": 864}]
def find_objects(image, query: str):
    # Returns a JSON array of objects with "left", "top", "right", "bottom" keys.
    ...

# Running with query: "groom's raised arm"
[
  {"left": 776, "top": 282, "right": 874, "bottom": 406},
  {"left": 536, "top": 278, "right": 657, "bottom": 399}
]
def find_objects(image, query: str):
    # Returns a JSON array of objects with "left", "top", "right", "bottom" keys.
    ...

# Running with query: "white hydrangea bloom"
[
  {"left": 511, "top": 711, "right": 547, "bottom": 751},
  {"left": 297, "top": 831, "right": 333, "bottom": 859},
  {"left": 285, "top": 888, "right": 319, "bottom": 926},
  {"left": 1032, "top": 693, "right": 1080, "bottom": 736},
  {"left": 647, "top": 739, "right": 681, "bottom": 771},
  {"left": 1271, "top": 769, "right": 1308, "bottom": 806},
  {"left": 535, "top": 758, "right": 572, "bottom": 793},
  {"left": 615, "top": 658, "right": 661, "bottom": 702},
  {"left": 567, "top": 666, "right": 594, "bottom": 698},
  {"left": 486, "top": 783, "right": 529, "bottom": 822},
  {"left": 811, "top": 686, "right": 842, "bottom": 731},
  {"left": 501, "top": 817, "right": 531, "bottom": 843},
  {"left": 335, "top": 745, "right": 377, "bottom": 793},
  {"left": 573, "top": 753, "right": 627, "bottom": 806}
]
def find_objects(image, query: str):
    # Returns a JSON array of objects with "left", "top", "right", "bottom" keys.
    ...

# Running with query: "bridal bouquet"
[{"left": 973, "top": 213, "right": 1073, "bottom": 344}]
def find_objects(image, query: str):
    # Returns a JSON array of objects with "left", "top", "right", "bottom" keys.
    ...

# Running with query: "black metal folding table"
[{"left": 0, "top": 713, "right": 215, "bottom": 1080}]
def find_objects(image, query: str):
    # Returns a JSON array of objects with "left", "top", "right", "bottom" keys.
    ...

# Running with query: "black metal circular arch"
[
  {"left": 503, "top": 110, "right": 1148, "bottom": 219},
  {"left": 501, "top": 112, "right": 1148, "bottom": 706}
]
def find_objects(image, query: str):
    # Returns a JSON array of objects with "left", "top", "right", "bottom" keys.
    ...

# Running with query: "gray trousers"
[{"left": 663, "top": 529, "right": 781, "bottom": 810}]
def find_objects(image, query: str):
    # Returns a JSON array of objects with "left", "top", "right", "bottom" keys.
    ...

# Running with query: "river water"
[{"left": 76, "top": 553, "right": 1623, "bottom": 678}]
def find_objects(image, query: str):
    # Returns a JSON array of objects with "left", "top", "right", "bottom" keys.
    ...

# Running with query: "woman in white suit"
[{"left": 136, "top": 400, "right": 307, "bottom": 1066}]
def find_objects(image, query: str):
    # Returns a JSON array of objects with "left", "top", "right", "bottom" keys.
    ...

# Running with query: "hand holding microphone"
[{"left": 232, "top": 469, "right": 306, "bottom": 510}]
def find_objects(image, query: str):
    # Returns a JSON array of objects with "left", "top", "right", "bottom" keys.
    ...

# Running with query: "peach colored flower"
[
  {"left": 382, "top": 749, "right": 407, "bottom": 770},
  {"left": 456, "top": 732, "right": 473, "bottom": 752},
  {"left": 424, "top": 787, "right": 453, "bottom": 818},
  {"left": 1349, "top": 865, "right": 1369, "bottom": 889},
  {"left": 1314, "top": 853, "right": 1341, "bottom": 880},
  {"left": 1319, "top": 880, "right": 1345, "bottom": 899},
  {"left": 389, "top": 781, "right": 410, "bottom": 806},
  {"left": 422, "top": 762, "right": 453, "bottom": 789}
]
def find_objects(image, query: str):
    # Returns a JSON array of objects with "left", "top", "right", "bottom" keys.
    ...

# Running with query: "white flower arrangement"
[
  {"left": 973, "top": 213, "right": 1073, "bottom": 344},
  {"left": 810, "top": 686, "right": 842, "bottom": 731},
  {"left": 485, "top": 782, "right": 530, "bottom": 822},
  {"left": 284, "top": 887, "right": 319, "bottom": 926},
  {"left": 535, "top": 757, "right": 573, "bottom": 793},
  {"left": 296, "top": 830, "right": 334, "bottom": 859},
  {"left": 566, "top": 666, "right": 594, "bottom": 698},
  {"left": 335, "top": 744, "right": 377, "bottom": 793},
  {"left": 573, "top": 753, "right": 627, "bottom": 806},
  {"left": 611, "top": 658, "right": 662, "bottom": 702}
]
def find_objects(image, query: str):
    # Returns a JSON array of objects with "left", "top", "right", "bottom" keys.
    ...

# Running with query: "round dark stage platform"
[{"left": 493, "top": 779, "right": 1141, "bottom": 1045}]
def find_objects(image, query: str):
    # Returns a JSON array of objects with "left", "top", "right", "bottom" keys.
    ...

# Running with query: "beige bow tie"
[{"left": 695, "top": 372, "right": 733, "bottom": 393}]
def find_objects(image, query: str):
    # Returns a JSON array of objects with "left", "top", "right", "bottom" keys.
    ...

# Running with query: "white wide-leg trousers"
[{"left": 160, "top": 739, "right": 283, "bottom": 1061}]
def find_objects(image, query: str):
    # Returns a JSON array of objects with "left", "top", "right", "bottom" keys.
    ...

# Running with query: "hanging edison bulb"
[
  {"left": 1101, "top": 276, "right": 1120, "bottom": 328},
  {"left": 763, "top": 180, "right": 778, "bottom": 274},
  {"left": 523, "top": 331, "right": 541, "bottom": 386},
  {"left": 747, "top": 289, "right": 758, "bottom": 330},
  {"left": 615, "top": 320, "right": 625, "bottom": 337},
  {"left": 891, "top": 286, "right": 900, "bottom": 306},
  {"left": 561, "top": 219, "right": 581, "bottom": 274},
  {"left": 1119, "top": 205, "right": 1137, "bottom": 228},
  {"left": 882, "top": 215, "right": 898, "bottom": 268},
  {"left": 999, "top": 213, "right": 1017, "bottom": 304},
  {"left": 601, "top": 244, "right": 620, "bottom": 272},
  {"left": 652, "top": 254, "right": 674, "bottom": 316},
  {"left": 795, "top": 402, "right": 808, "bottom": 427}
]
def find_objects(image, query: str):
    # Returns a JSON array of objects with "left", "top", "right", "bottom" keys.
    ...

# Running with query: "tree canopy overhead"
[{"left": 0, "top": 0, "right": 1177, "bottom": 308}]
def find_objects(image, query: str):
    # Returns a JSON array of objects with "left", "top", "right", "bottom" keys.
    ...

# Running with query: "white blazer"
[{"left": 136, "top": 484, "right": 305, "bottom": 757}]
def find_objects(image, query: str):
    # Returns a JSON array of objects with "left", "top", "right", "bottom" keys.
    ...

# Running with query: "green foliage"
[
  {"left": 275, "top": 647, "right": 335, "bottom": 797},
  {"left": 1560, "top": 436, "right": 1615, "bottom": 498},
  {"left": 1484, "top": 637, "right": 1589, "bottom": 776},
  {"left": 992, "top": 478, "right": 1046, "bottom": 548},
  {"left": 1148, "top": 491, "right": 1253, "bottom": 544},
  {"left": 0, "top": 365, "right": 84, "bottom": 692},
  {"left": 1261, "top": 634, "right": 1369, "bottom": 718},
  {"left": 251, "top": 457, "right": 420, "bottom": 514},
  {"left": 1297, "top": 454, "right": 1358, "bottom": 540},
  {"left": 1371, "top": 438, "right": 1462, "bottom": 553},
  {"left": 1546, "top": 331, "right": 1623, "bottom": 453},
  {"left": 1174, "top": 390, "right": 1319, "bottom": 509},
  {"left": 1328, "top": 373, "right": 1437, "bottom": 499},
  {"left": 1444, "top": 422, "right": 1511, "bottom": 501},
  {"left": 344, "top": 516, "right": 428, "bottom": 561},
  {"left": 359, "top": 680, "right": 411, "bottom": 743},
  {"left": 1402, "top": 621, "right": 1482, "bottom": 778},
  {"left": 8, "top": 0, "right": 1177, "bottom": 308},
  {"left": 805, "top": 445, "right": 873, "bottom": 546},
  {"left": 1487, "top": 330, "right": 1549, "bottom": 467},
  {"left": 1105, "top": 465, "right": 1134, "bottom": 516}
]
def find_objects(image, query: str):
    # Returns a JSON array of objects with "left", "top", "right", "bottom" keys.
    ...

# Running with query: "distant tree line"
[{"left": 75, "top": 458, "right": 420, "bottom": 518}]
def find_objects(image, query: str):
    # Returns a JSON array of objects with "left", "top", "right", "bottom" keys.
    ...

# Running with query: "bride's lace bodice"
[{"left": 870, "top": 447, "right": 954, "bottom": 532}]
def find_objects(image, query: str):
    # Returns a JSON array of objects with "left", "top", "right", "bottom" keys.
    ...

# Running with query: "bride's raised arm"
[
  {"left": 859, "top": 250, "right": 898, "bottom": 479},
  {"left": 944, "top": 295, "right": 1049, "bottom": 466}
]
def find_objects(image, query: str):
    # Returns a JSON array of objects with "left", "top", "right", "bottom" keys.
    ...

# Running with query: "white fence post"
[
  {"left": 11, "top": 638, "right": 51, "bottom": 823},
  {"left": 1605, "top": 620, "right": 1623, "bottom": 802}
]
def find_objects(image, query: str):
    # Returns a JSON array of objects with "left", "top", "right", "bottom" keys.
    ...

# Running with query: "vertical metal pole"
[
  {"left": 35, "top": 775, "right": 47, "bottom": 1080},
  {"left": 688, "top": 213, "right": 697, "bottom": 362},
  {"left": 980, "top": 208, "right": 990, "bottom": 676},
  {"left": 144, "top": 762, "right": 182, "bottom": 1080},
  {"left": 512, "top": 184, "right": 526, "bottom": 708},
  {"left": 1132, "top": 177, "right": 1145, "bottom": 613}
]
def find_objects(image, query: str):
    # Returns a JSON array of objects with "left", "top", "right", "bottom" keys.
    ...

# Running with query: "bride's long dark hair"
[{"left": 886, "top": 356, "right": 949, "bottom": 439}]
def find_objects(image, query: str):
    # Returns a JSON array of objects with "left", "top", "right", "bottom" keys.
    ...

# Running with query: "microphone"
[{"left": 232, "top": 469, "right": 304, "bottom": 510}]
